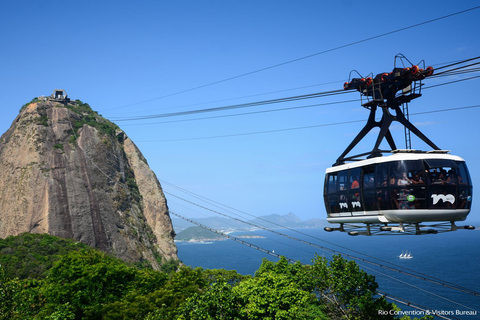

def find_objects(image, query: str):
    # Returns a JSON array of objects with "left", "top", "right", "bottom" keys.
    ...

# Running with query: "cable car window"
[
  {"left": 375, "top": 163, "right": 391, "bottom": 210},
  {"left": 458, "top": 187, "right": 472, "bottom": 209},
  {"left": 338, "top": 170, "right": 348, "bottom": 192},
  {"left": 387, "top": 160, "right": 425, "bottom": 209},
  {"left": 456, "top": 161, "right": 473, "bottom": 209},
  {"left": 424, "top": 159, "right": 458, "bottom": 209},
  {"left": 456, "top": 161, "right": 471, "bottom": 186},
  {"left": 326, "top": 173, "right": 338, "bottom": 194},
  {"left": 349, "top": 168, "right": 362, "bottom": 212},
  {"left": 424, "top": 159, "right": 458, "bottom": 184},
  {"left": 337, "top": 170, "right": 349, "bottom": 213},
  {"left": 362, "top": 165, "right": 376, "bottom": 211},
  {"left": 389, "top": 160, "right": 425, "bottom": 186},
  {"left": 363, "top": 165, "right": 375, "bottom": 189},
  {"left": 349, "top": 168, "right": 361, "bottom": 191},
  {"left": 375, "top": 163, "right": 389, "bottom": 187}
]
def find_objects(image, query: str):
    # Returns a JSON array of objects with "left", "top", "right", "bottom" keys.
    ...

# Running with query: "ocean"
[{"left": 177, "top": 228, "right": 480, "bottom": 319}]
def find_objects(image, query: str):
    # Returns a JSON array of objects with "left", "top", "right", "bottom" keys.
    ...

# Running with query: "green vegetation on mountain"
[
  {"left": 67, "top": 99, "right": 119, "bottom": 141},
  {"left": 0, "top": 233, "right": 89, "bottom": 279},
  {"left": 175, "top": 227, "right": 225, "bottom": 241},
  {"left": 0, "top": 233, "right": 432, "bottom": 320}
]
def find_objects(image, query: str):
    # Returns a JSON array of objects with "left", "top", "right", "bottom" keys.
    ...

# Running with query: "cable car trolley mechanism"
[{"left": 323, "top": 54, "right": 474, "bottom": 235}]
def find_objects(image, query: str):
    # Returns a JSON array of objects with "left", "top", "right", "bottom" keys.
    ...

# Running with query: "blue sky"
[{"left": 1, "top": 1, "right": 479, "bottom": 224}]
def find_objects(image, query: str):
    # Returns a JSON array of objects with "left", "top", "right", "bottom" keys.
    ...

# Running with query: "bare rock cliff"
[{"left": 0, "top": 98, "right": 178, "bottom": 268}]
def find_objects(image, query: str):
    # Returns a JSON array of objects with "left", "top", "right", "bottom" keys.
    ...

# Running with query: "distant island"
[
  {"left": 173, "top": 212, "right": 329, "bottom": 241},
  {"left": 175, "top": 227, "right": 225, "bottom": 242},
  {"left": 175, "top": 227, "right": 267, "bottom": 242}
]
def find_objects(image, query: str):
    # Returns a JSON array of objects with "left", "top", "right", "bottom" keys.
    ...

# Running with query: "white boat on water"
[{"left": 399, "top": 251, "right": 413, "bottom": 259}]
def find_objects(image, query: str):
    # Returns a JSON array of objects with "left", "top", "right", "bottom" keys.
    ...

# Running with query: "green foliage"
[
  {"left": 41, "top": 249, "right": 138, "bottom": 319},
  {"left": 53, "top": 143, "right": 64, "bottom": 151},
  {"left": 19, "top": 97, "right": 39, "bottom": 112},
  {"left": 35, "top": 114, "right": 49, "bottom": 126},
  {"left": 233, "top": 271, "right": 326, "bottom": 320},
  {"left": 0, "top": 233, "right": 88, "bottom": 279},
  {"left": 0, "top": 267, "right": 44, "bottom": 320},
  {"left": 177, "top": 281, "right": 241, "bottom": 320},
  {"left": 178, "top": 258, "right": 326, "bottom": 320},
  {"left": 310, "top": 254, "right": 394, "bottom": 319},
  {"left": 160, "top": 259, "right": 181, "bottom": 274},
  {"left": 126, "top": 177, "right": 142, "bottom": 202},
  {"left": 203, "top": 268, "right": 249, "bottom": 285},
  {"left": 67, "top": 99, "right": 118, "bottom": 139}
]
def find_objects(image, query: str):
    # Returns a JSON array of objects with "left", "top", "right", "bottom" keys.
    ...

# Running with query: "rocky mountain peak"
[{"left": 0, "top": 93, "right": 178, "bottom": 269}]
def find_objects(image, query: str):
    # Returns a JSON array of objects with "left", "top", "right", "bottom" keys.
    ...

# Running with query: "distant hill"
[
  {"left": 172, "top": 212, "right": 329, "bottom": 233},
  {"left": 175, "top": 227, "right": 225, "bottom": 241}
]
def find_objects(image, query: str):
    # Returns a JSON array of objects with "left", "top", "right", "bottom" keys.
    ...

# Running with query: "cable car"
[{"left": 323, "top": 55, "right": 474, "bottom": 235}]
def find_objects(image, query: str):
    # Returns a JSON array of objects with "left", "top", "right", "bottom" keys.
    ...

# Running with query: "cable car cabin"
[{"left": 324, "top": 150, "right": 473, "bottom": 226}]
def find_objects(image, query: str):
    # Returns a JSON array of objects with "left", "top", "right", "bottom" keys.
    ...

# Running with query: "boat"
[{"left": 399, "top": 251, "right": 413, "bottom": 259}]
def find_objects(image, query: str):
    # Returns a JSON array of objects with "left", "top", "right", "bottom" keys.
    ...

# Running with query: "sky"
[{"left": 1, "top": 1, "right": 479, "bottom": 225}]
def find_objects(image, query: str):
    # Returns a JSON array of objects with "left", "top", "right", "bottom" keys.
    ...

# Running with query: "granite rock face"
[{"left": 0, "top": 98, "right": 177, "bottom": 268}]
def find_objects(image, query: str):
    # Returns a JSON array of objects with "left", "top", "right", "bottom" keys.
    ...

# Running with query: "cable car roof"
[{"left": 325, "top": 150, "right": 466, "bottom": 173}]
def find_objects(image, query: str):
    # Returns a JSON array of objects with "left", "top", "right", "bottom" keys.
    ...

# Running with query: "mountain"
[{"left": 0, "top": 92, "right": 177, "bottom": 269}]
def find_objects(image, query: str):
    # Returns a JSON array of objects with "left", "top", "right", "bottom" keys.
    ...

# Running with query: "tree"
[
  {"left": 310, "top": 254, "right": 394, "bottom": 319},
  {"left": 0, "top": 265, "right": 44, "bottom": 320},
  {"left": 177, "top": 259, "right": 327, "bottom": 320},
  {"left": 233, "top": 271, "right": 326, "bottom": 320},
  {"left": 40, "top": 249, "right": 137, "bottom": 319},
  {"left": 145, "top": 266, "right": 209, "bottom": 320}
]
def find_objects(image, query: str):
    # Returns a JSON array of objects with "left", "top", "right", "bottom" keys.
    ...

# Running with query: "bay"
[{"left": 177, "top": 228, "right": 480, "bottom": 319}]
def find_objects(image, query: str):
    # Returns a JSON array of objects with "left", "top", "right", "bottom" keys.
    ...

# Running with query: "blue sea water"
[{"left": 177, "top": 228, "right": 480, "bottom": 319}]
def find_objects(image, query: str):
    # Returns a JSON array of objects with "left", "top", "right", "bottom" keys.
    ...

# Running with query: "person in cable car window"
[
  {"left": 397, "top": 172, "right": 412, "bottom": 185},
  {"left": 432, "top": 172, "right": 446, "bottom": 185},
  {"left": 446, "top": 171, "right": 456, "bottom": 185},
  {"left": 351, "top": 177, "right": 359, "bottom": 189},
  {"left": 411, "top": 173, "right": 424, "bottom": 184},
  {"left": 389, "top": 175, "right": 397, "bottom": 186},
  {"left": 351, "top": 177, "right": 360, "bottom": 200}
]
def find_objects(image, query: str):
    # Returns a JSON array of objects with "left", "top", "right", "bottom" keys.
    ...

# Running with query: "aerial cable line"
[
  {"left": 424, "top": 74, "right": 480, "bottom": 89},
  {"left": 111, "top": 80, "right": 345, "bottom": 117},
  {"left": 121, "top": 68, "right": 479, "bottom": 127},
  {"left": 107, "top": 6, "right": 480, "bottom": 111},
  {"left": 432, "top": 60, "right": 480, "bottom": 76},
  {"left": 110, "top": 89, "right": 349, "bottom": 121},
  {"left": 112, "top": 59, "right": 479, "bottom": 123},
  {"left": 433, "top": 55, "right": 480, "bottom": 71},
  {"left": 170, "top": 209, "right": 468, "bottom": 318},
  {"left": 165, "top": 190, "right": 480, "bottom": 297},
  {"left": 137, "top": 104, "right": 480, "bottom": 142},
  {"left": 120, "top": 99, "right": 359, "bottom": 127},
  {"left": 110, "top": 57, "right": 477, "bottom": 118},
  {"left": 138, "top": 119, "right": 365, "bottom": 142}
]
